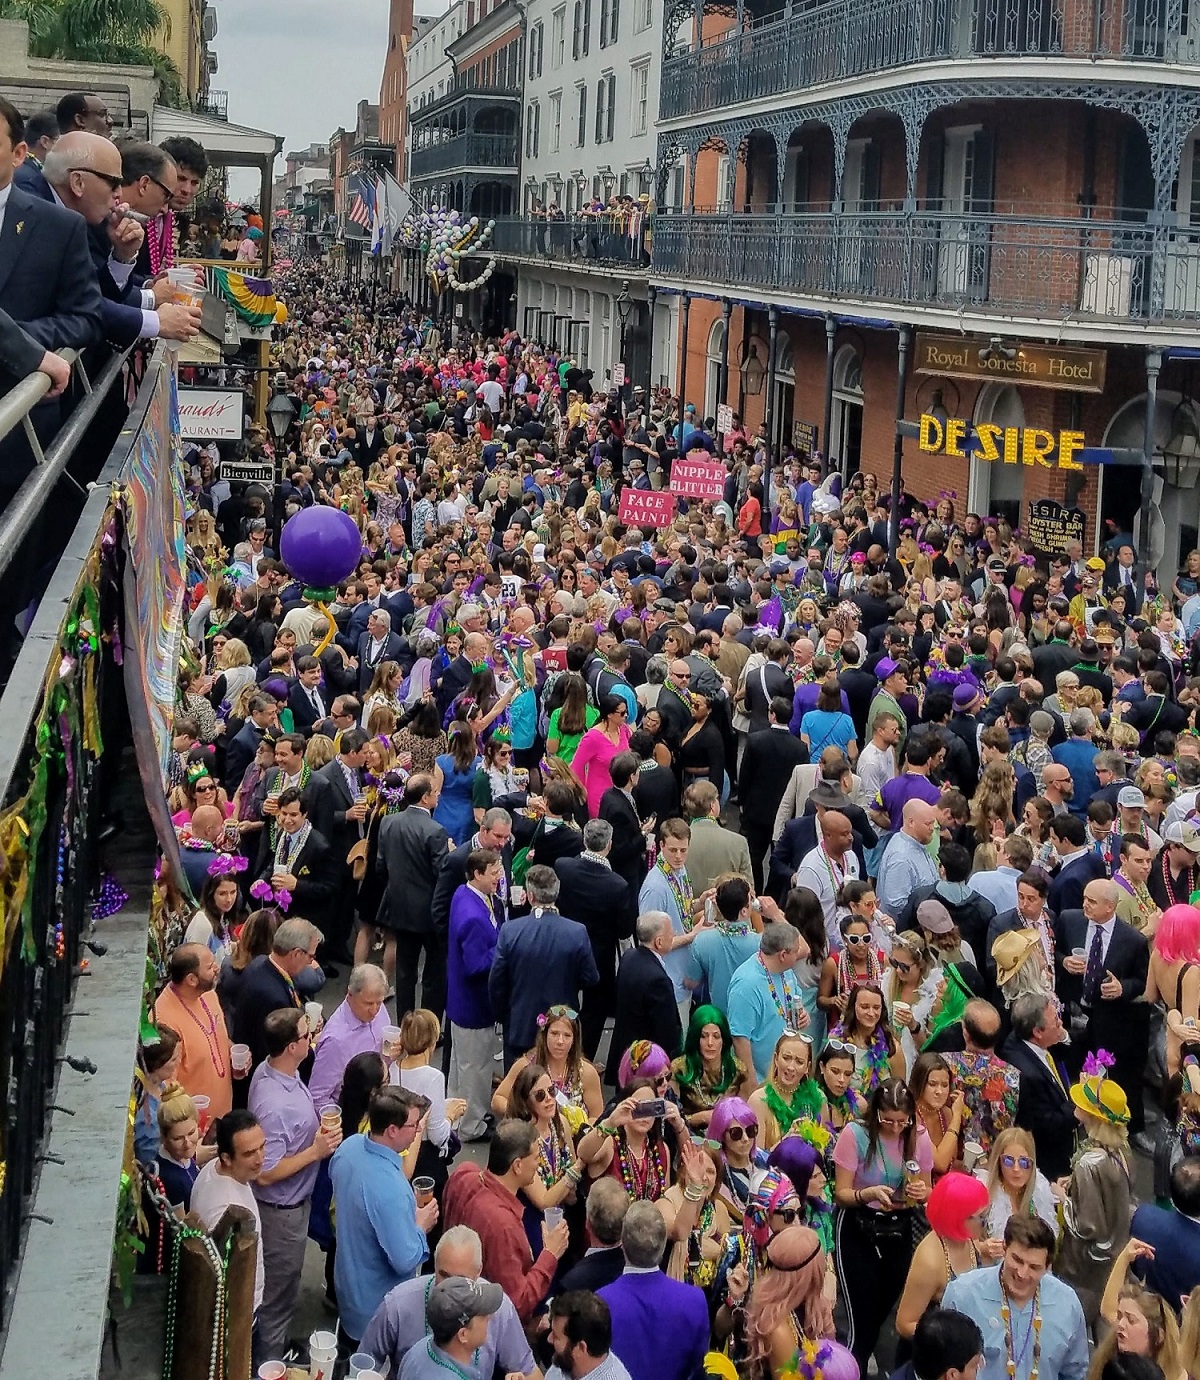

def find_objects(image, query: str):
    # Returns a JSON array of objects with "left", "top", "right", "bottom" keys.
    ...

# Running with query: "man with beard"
[
  {"left": 545, "top": 1291, "right": 631, "bottom": 1380},
  {"left": 154, "top": 943, "right": 233, "bottom": 1117}
]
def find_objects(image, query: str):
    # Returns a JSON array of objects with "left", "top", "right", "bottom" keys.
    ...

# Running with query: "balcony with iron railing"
[
  {"left": 196, "top": 88, "right": 228, "bottom": 120},
  {"left": 651, "top": 205, "right": 1200, "bottom": 328},
  {"left": 410, "top": 76, "right": 522, "bottom": 125},
  {"left": 409, "top": 133, "right": 520, "bottom": 179},
  {"left": 659, "top": 0, "right": 1200, "bottom": 121},
  {"left": 491, "top": 214, "right": 653, "bottom": 269}
]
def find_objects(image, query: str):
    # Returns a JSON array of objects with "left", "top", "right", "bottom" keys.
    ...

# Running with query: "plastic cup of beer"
[
  {"left": 230, "top": 1043, "right": 252, "bottom": 1078},
  {"left": 892, "top": 1000, "right": 911, "bottom": 1022},
  {"left": 192, "top": 1094, "right": 211, "bottom": 1134},
  {"left": 413, "top": 1175, "right": 436, "bottom": 1207},
  {"left": 381, "top": 1024, "right": 402, "bottom": 1058},
  {"left": 320, "top": 1104, "right": 342, "bottom": 1134},
  {"left": 305, "top": 1001, "right": 324, "bottom": 1036},
  {"left": 166, "top": 265, "right": 204, "bottom": 307}
]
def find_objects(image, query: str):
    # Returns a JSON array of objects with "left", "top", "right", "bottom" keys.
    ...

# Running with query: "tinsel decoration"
[{"left": 92, "top": 872, "right": 129, "bottom": 920}]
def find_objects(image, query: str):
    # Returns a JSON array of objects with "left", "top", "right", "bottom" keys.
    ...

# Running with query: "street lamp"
[
  {"left": 740, "top": 340, "right": 765, "bottom": 395},
  {"left": 615, "top": 280, "right": 632, "bottom": 383},
  {"left": 266, "top": 386, "right": 296, "bottom": 449}
]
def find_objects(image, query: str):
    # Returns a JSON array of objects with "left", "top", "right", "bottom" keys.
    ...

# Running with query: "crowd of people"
[{"left": 132, "top": 253, "right": 1200, "bottom": 1380}]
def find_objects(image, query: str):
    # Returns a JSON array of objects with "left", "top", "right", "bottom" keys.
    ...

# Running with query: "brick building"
[{"left": 650, "top": 0, "right": 1200, "bottom": 571}]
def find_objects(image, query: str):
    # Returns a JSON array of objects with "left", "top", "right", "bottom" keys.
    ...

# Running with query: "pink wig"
[
  {"left": 925, "top": 1170, "right": 989, "bottom": 1241},
  {"left": 745, "top": 1225, "right": 834, "bottom": 1362},
  {"left": 1154, "top": 904, "right": 1200, "bottom": 964}
]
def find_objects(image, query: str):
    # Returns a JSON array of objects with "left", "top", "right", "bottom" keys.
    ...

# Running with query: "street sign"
[
  {"left": 716, "top": 403, "right": 734, "bottom": 436},
  {"left": 219, "top": 459, "right": 276, "bottom": 485},
  {"left": 612, "top": 363, "right": 626, "bottom": 388}
]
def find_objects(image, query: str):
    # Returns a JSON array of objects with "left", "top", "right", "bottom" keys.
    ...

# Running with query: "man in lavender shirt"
[
  {"left": 248, "top": 1008, "right": 342, "bottom": 1363},
  {"left": 307, "top": 962, "right": 389, "bottom": 1109}
]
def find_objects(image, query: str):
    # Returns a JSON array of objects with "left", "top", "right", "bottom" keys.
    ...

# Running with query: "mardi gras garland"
[{"left": 400, "top": 207, "right": 498, "bottom": 294}]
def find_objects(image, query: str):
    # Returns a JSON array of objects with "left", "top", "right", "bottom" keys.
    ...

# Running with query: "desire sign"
[
  {"left": 917, "top": 413, "right": 1086, "bottom": 470},
  {"left": 179, "top": 388, "right": 245, "bottom": 442},
  {"left": 618, "top": 487, "right": 675, "bottom": 528},
  {"left": 670, "top": 452, "right": 727, "bottom": 500}
]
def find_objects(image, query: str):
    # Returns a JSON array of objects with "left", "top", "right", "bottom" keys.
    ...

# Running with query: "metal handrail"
[{"left": 0, "top": 346, "right": 134, "bottom": 585}]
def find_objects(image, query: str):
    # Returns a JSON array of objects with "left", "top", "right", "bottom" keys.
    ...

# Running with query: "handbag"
[{"left": 347, "top": 839, "right": 370, "bottom": 882}]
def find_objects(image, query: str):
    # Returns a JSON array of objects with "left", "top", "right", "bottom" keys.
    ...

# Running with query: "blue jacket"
[
  {"left": 599, "top": 1271, "right": 708, "bottom": 1380},
  {"left": 488, "top": 909, "right": 599, "bottom": 1049},
  {"left": 1131, "top": 1201, "right": 1200, "bottom": 1310},
  {"left": 447, "top": 884, "right": 500, "bottom": 1029}
]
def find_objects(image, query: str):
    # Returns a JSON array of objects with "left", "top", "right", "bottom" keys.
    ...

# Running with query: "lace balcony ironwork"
[
  {"left": 409, "top": 133, "right": 521, "bottom": 179},
  {"left": 651, "top": 209, "right": 1200, "bottom": 326},
  {"left": 659, "top": 0, "right": 1199, "bottom": 120},
  {"left": 491, "top": 215, "right": 653, "bottom": 269}
]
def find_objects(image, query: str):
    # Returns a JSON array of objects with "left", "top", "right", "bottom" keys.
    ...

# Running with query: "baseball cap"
[
  {"left": 1164, "top": 821, "right": 1200, "bottom": 852},
  {"left": 532, "top": 543, "right": 547, "bottom": 564},
  {"left": 652, "top": 598, "right": 677, "bottom": 615},
  {"left": 1117, "top": 786, "right": 1146, "bottom": 809},
  {"left": 917, "top": 899, "right": 955, "bottom": 935},
  {"left": 987, "top": 556, "right": 1007, "bottom": 572},
  {"left": 875, "top": 657, "right": 899, "bottom": 681},
  {"left": 427, "top": 1278, "right": 504, "bottom": 1341},
  {"left": 1029, "top": 710, "right": 1054, "bottom": 738}
]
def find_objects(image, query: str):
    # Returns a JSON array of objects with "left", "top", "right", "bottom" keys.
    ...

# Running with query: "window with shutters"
[
  {"left": 594, "top": 74, "right": 615, "bottom": 143},
  {"left": 576, "top": 84, "right": 588, "bottom": 147},
  {"left": 599, "top": 0, "right": 619, "bottom": 45},
  {"left": 630, "top": 61, "right": 649, "bottom": 136},
  {"left": 529, "top": 23, "right": 544, "bottom": 77},
  {"left": 551, "top": 7, "right": 565, "bottom": 66},
  {"left": 549, "top": 91, "right": 562, "bottom": 152},
  {"left": 526, "top": 101, "right": 540, "bottom": 158},
  {"left": 572, "top": 0, "right": 591, "bottom": 57}
]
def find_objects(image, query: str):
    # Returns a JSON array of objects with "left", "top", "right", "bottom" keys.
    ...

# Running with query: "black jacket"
[
  {"left": 1000, "top": 1033, "right": 1077, "bottom": 1180},
  {"left": 609, "top": 945, "right": 683, "bottom": 1083},
  {"left": 555, "top": 854, "right": 637, "bottom": 947},
  {"left": 738, "top": 728, "right": 808, "bottom": 831}
]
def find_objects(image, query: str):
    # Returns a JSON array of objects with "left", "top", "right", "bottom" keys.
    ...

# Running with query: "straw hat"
[
  {"left": 991, "top": 929, "right": 1043, "bottom": 989},
  {"left": 1069, "top": 1073, "right": 1130, "bottom": 1125}
]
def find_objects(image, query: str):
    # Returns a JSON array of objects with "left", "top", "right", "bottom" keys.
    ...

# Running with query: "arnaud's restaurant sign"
[
  {"left": 914, "top": 332, "right": 1107, "bottom": 393},
  {"left": 917, "top": 414, "right": 1087, "bottom": 470}
]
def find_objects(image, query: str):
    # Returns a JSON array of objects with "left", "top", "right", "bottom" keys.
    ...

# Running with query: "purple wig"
[
  {"left": 767, "top": 1133, "right": 822, "bottom": 1200},
  {"left": 708, "top": 1095, "right": 758, "bottom": 1151},
  {"left": 616, "top": 1040, "right": 671, "bottom": 1090}
]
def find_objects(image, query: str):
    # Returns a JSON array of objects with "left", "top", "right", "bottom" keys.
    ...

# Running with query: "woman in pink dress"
[{"left": 570, "top": 694, "right": 632, "bottom": 818}]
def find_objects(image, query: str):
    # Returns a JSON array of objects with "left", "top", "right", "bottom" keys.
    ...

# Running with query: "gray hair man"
[
  {"left": 360, "top": 1224, "right": 534, "bottom": 1380},
  {"left": 307, "top": 962, "right": 390, "bottom": 1106},
  {"left": 558, "top": 1177, "right": 629, "bottom": 1292},
  {"left": 231, "top": 918, "right": 324, "bottom": 1071}
]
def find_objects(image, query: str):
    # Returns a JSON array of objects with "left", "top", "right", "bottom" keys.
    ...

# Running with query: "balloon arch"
[{"left": 399, "top": 207, "right": 498, "bottom": 294}]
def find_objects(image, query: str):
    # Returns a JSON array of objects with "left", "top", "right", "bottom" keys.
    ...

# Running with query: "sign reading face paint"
[{"left": 617, "top": 488, "right": 675, "bottom": 527}]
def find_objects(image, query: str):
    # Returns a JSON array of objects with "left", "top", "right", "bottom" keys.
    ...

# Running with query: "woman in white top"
[
  {"left": 389, "top": 1008, "right": 465, "bottom": 1191},
  {"left": 881, "top": 929, "right": 940, "bottom": 1073},
  {"left": 976, "top": 1126, "right": 1060, "bottom": 1242}
]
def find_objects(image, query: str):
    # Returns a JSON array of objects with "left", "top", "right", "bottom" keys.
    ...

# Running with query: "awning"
[{"left": 150, "top": 105, "right": 282, "bottom": 162}]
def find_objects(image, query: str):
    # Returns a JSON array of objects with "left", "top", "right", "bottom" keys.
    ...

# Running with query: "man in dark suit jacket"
[
  {"left": 431, "top": 809, "right": 515, "bottom": 938},
  {"left": 231, "top": 919, "right": 323, "bottom": 1074},
  {"left": 738, "top": 697, "right": 808, "bottom": 891},
  {"left": 1046, "top": 815, "right": 1108, "bottom": 916},
  {"left": 1131, "top": 1159, "right": 1200, "bottom": 1311},
  {"left": 435, "top": 635, "right": 488, "bottom": 720},
  {"left": 309, "top": 728, "right": 370, "bottom": 954},
  {"left": 608, "top": 912, "right": 684, "bottom": 1084},
  {"left": 743, "top": 644, "right": 793, "bottom": 734},
  {"left": 488, "top": 865, "right": 598, "bottom": 1067},
  {"left": 1055, "top": 878, "right": 1151, "bottom": 1138},
  {"left": 287, "top": 655, "right": 330, "bottom": 736},
  {"left": 556, "top": 821, "right": 638, "bottom": 1059},
  {"left": 1000, "top": 992, "right": 1077, "bottom": 1179},
  {"left": 377, "top": 774, "right": 450, "bottom": 1019},
  {"left": 222, "top": 696, "right": 278, "bottom": 792},
  {"left": 355, "top": 611, "right": 408, "bottom": 693},
  {"left": 599, "top": 758, "right": 650, "bottom": 901},
  {"left": 253, "top": 786, "right": 337, "bottom": 938},
  {"left": 558, "top": 1178, "right": 628, "bottom": 1293}
]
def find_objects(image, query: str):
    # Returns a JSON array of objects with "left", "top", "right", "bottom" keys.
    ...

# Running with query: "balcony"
[
  {"left": 412, "top": 77, "right": 521, "bottom": 124},
  {"left": 492, "top": 214, "right": 653, "bottom": 270},
  {"left": 197, "top": 88, "right": 228, "bottom": 120},
  {"left": 651, "top": 209, "right": 1200, "bottom": 327},
  {"left": 660, "top": 0, "right": 1200, "bottom": 121},
  {"left": 409, "top": 133, "right": 520, "bottom": 179}
]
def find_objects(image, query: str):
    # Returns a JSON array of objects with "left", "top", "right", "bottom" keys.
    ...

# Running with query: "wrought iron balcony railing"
[
  {"left": 410, "top": 78, "right": 522, "bottom": 125},
  {"left": 196, "top": 89, "right": 228, "bottom": 120},
  {"left": 409, "top": 133, "right": 520, "bottom": 179},
  {"left": 651, "top": 209, "right": 1200, "bottom": 326},
  {"left": 659, "top": 0, "right": 1198, "bottom": 120},
  {"left": 491, "top": 214, "right": 653, "bottom": 268}
]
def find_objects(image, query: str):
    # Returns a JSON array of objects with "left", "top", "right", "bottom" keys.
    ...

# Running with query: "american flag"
[{"left": 347, "top": 174, "right": 375, "bottom": 228}]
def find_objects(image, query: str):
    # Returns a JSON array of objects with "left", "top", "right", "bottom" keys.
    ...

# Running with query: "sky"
[{"left": 217, "top": 0, "right": 442, "bottom": 199}]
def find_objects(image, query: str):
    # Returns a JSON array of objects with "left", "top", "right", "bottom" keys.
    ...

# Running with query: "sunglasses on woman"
[
  {"left": 726, "top": 1125, "right": 757, "bottom": 1143},
  {"left": 844, "top": 933, "right": 871, "bottom": 946},
  {"left": 890, "top": 957, "right": 913, "bottom": 973},
  {"left": 824, "top": 1039, "right": 856, "bottom": 1056},
  {"left": 770, "top": 1206, "right": 802, "bottom": 1226},
  {"left": 531, "top": 1087, "right": 555, "bottom": 1104},
  {"left": 1001, "top": 1155, "right": 1032, "bottom": 1171}
]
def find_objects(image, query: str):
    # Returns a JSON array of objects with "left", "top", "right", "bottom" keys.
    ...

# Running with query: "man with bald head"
[
  {"left": 1056, "top": 875, "right": 1151, "bottom": 1143},
  {"left": 435, "top": 630, "right": 492, "bottom": 719},
  {"left": 41, "top": 131, "right": 200, "bottom": 345},
  {"left": 794, "top": 808, "right": 859, "bottom": 949},
  {"left": 154, "top": 941, "right": 233, "bottom": 1116},
  {"left": 876, "top": 798, "right": 940, "bottom": 920},
  {"left": 179, "top": 802, "right": 228, "bottom": 895}
]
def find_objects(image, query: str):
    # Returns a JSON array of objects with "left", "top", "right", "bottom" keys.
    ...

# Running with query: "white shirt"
[
  {"left": 794, "top": 844, "right": 859, "bottom": 949},
  {"left": 856, "top": 740, "right": 896, "bottom": 804},
  {"left": 190, "top": 1161, "right": 264, "bottom": 1309},
  {"left": 477, "top": 379, "right": 505, "bottom": 413}
]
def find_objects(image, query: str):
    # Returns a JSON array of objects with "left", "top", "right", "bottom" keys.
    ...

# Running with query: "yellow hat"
[
  {"left": 1086, "top": 556, "right": 1107, "bottom": 571},
  {"left": 1069, "top": 1072, "right": 1130, "bottom": 1125}
]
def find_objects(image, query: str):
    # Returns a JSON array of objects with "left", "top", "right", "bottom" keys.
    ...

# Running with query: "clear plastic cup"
[
  {"left": 230, "top": 1043, "right": 252, "bottom": 1077},
  {"left": 544, "top": 1205, "right": 564, "bottom": 1231},
  {"left": 305, "top": 1001, "right": 324, "bottom": 1036},
  {"left": 381, "top": 1024, "right": 402, "bottom": 1057},
  {"left": 413, "top": 1175, "right": 435, "bottom": 1207},
  {"left": 320, "top": 1104, "right": 341, "bottom": 1134},
  {"left": 166, "top": 265, "right": 204, "bottom": 306},
  {"left": 348, "top": 1355, "right": 378, "bottom": 1379},
  {"left": 192, "top": 1094, "right": 211, "bottom": 1133}
]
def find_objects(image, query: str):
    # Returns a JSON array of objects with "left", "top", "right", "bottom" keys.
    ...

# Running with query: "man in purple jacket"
[{"left": 447, "top": 849, "right": 505, "bottom": 1141}]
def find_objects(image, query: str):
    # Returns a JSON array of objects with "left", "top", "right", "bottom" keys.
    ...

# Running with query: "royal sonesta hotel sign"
[{"left": 914, "top": 332, "right": 1107, "bottom": 393}]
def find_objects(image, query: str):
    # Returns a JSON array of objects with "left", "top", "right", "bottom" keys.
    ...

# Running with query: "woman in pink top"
[{"left": 570, "top": 693, "right": 632, "bottom": 817}]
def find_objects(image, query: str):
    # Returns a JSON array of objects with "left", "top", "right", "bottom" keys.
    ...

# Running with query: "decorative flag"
[
  {"left": 347, "top": 173, "right": 375, "bottom": 229},
  {"left": 204, "top": 267, "right": 277, "bottom": 327}
]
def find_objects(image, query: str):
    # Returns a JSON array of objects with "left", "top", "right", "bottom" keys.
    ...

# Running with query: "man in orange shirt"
[{"left": 154, "top": 944, "right": 233, "bottom": 1118}]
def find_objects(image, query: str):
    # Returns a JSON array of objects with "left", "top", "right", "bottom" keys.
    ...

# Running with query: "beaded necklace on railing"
[{"left": 150, "top": 1174, "right": 234, "bottom": 1380}]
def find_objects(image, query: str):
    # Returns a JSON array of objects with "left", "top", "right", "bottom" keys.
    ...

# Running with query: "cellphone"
[{"left": 638, "top": 1098, "right": 669, "bottom": 1119}]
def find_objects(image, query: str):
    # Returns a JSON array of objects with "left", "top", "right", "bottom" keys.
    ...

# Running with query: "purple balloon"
[{"left": 278, "top": 507, "right": 362, "bottom": 589}]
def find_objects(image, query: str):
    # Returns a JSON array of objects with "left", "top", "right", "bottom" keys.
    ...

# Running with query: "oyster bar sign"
[{"left": 179, "top": 388, "right": 245, "bottom": 442}]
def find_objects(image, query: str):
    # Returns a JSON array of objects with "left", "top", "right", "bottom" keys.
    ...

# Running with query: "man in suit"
[
  {"left": 738, "top": 695, "right": 808, "bottom": 891},
  {"left": 488, "top": 865, "right": 598, "bottom": 1068},
  {"left": 1001, "top": 992, "right": 1077, "bottom": 1180},
  {"left": 1131, "top": 1158, "right": 1200, "bottom": 1312},
  {"left": 435, "top": 631, "right": 489, "bottom": 719},
  {"left": 310, "top": 727, "right": 370, "bottom": 958},
  {"left": 12, "top": 109, "right": 57, "bottom": 201},
  {"left": 432, "top": 809, "right": 515, "bottom": 939},
  {"left": 742, "top": 638, "right": 793, "bottom": 734},
  {"left": 1105, "top": 543, "right": 1144, "bottom": 615},
  {"left": 287, "top": 654, "right": 329, "bottom": 735},
  {"left": 356, "top": 608, "right": 407, "bottom": 693},
  {"left": 681, "top": 779, "right": 751, "bottom": 894},
  {"left": 555, "top": 820, "right": 637, "bottom": 1060},
  {"left": 984, "top": 867, "right": 1054, "bottom": 990},
  {"left": 223, "top": 694, "right": 278, "bottom": 793},
  {"left": 598, "top": 753, "right": 650, "bottom": 901},
  {"left": 557, "top": 1178, "right": 628, "bottom": 1293},
  {"left": 377, "top": 774, "right": 450, "bottom": 1019},
  {"left": 253, "top": 787, "right": 337, "bottom": 937},
  {"left": 447, "top": 847, "right": 506, "bottom": 1142},
  {"left": 40, "top": 133, "right": 199, "bottom": 349},
  {"left": 598, "top": 1203, "right": 708, "bottom": 1380},
  {"left": 1056, "top": 877, "right": 1151, "bottom": 1142},
  {"left": 608, "top": 912, "right": 684, "bottom": 1082},
  {"left": 1047, "top": 814, "right": 1108, "bottom": 916}
]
